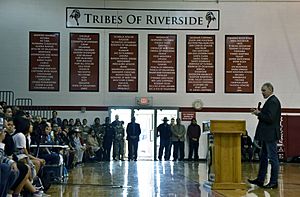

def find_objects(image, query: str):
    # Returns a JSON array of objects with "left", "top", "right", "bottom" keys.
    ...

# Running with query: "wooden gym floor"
[{"left": 47, "top": 161, "right": 300, "bottom": 197}]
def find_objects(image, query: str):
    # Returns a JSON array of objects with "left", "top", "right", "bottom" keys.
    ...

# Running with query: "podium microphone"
[{"left": 258, "top": 102, "right": 262, "bottom": 110}]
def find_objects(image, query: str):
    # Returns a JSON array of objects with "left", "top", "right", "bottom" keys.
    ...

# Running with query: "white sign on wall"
[{"left": 66, "top": 8, "right": 219, "bottom": 30}]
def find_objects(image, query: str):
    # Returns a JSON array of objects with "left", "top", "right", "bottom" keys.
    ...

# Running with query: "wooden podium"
[{"left": 210, "top": 120, "right": 247, "bottom": 190}]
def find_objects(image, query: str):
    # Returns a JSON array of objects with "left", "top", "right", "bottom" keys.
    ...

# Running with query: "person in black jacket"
[
  {"left": 248, "top": 82, "right": 281, "bottom": 189},
  {"left": 157, "top": 117, "right": 172, "bottom": 161},
  {"left": 187, "top": 118, "right": 201, "bottom": 161},
  {"left": 126, "top": 117, "right": 141, "bottom": 161},
  {"left": 3, "top": 117, "right": 15, "bottom": 157},
  {"left": 102, "top": 117, "right": 114, "bottom": 161}
]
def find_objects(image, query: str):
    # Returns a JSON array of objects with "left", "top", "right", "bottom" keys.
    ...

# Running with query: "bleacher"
[{"left": 1, "top": 90, "right": 52, "bottom": 119}]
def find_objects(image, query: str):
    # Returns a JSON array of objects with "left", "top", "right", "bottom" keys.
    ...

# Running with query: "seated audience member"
[
  {"left": 52, "top": 124, "right": 64, "bottom": 145},
  {"left": 86, "top": 128, "right": 101, "bottom": 160},
  {"left": 25, "top": 112, "right": 33, "bottom": 122},
  {"left": 11, "top": 106, "right": 20, "bottom": 118},
  {"left": 31, "top": 116, "right": 42, "bottom": 145},
  {"left": 13, "top": 116, "right": 45, "bottom": 177},
  {"left": 3, "top": 107, "right": 13, "bottom": 118},
  {"left": 91, "top": 117, "right": 102, "bottom": 135},
  {"left": 80, "top": 119, "right": 90, "bottom": 143},
  {"left": 60, "top": 126, "right": 70, "bottom": 146},
  {"left": 0, "top": 101, "right": 7, "bottom": 108},
  {"left": 74, "top": 118, "right": 82, "bottom": 128},
  {"left": 0, "top": 120, "right": 18, "bottom": 197},
  {"left": 1, "top": 117, "right": 39, "bottom": 197},
  {"left": 69, "top": 127, "right": 86, "bottom": 166},
  {"left": 51, "top": 124, "right": 72, "bottom": 174},
  {"left": 50, "top": 111, "right": 62, "bottom": 127},
  {"left": 68, "top": 119, "right": 75, "bottom": 130},
  {"left": 241, "top": 130, "right": 253, "bottom": 161},
  {"left": 61, "top": 119, "right": 69, "bottom": 131},
  {"left": 0, "top": 105, "right": 4, "bottom": 116},
  {"left": 92, "top": 119, "right": 105, "bottom": 159},
  {"left": 38, "top": 122, "right": 61, "bottom": 165},
  {"left": 0, "top": 163, "right": 17, "bottom": 197},
  {"left": 56, "top": 125, "right": 75, "bottom": 169},
  {"left": 0, "top": 102, "right": 7, "bottom": 115},
  {"left": 252, "top": 139, "right": 262, "bottom": 160},
  {"left": 13, "top": 110, "right": 27, "bottom": 119},
  {"left": 3, "top": 117, "right": 15, "bottom": 157},
  {"left": 64, "top": 130, "right": 76, "bottom": 169}
]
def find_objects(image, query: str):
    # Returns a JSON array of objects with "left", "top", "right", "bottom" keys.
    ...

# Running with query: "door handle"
[{"left": 150, "top": 130, "right": 153, "bottom": 142}]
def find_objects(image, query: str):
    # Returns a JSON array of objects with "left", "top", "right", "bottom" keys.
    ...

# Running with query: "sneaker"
[
  {"left": 35, "top": 185, "right": 44, "bottom": 191},
  {"left": 32, "top": 190, "right": 43, "bottom": 197},
  {"left": 33, "top": 177, "right": 44, "bottom": 190}
]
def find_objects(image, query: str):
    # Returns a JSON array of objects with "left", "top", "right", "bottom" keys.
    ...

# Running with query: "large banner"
[
  {"left": 148, "top": 34, "right": 177, "bottom": 92},
  {"left": 225, "top": 35, "right": 254, "bottom": 93},
  {"left": 186, "top": 35, "right": 215, "bottom": 93},
  {"left": 109, "top": 34, "right": 138, "bottom": 92},
  {"left": 70, "top": 33, "right": 99, "bottom": 92},
  {"left": 66, "top": 8, "right": 219, "bottom": 30},
  {"left": 29, "top": 32, "right": 60, "bottom": 91}
]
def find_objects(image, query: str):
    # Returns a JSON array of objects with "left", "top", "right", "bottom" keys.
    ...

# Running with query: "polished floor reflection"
[{"left": 47, "top": 161, "right": 300, "bottom": 197}]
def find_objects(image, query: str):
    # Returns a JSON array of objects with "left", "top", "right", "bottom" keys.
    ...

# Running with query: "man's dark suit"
[
  {"left": 126, "top": 122, "right": 141, "bottom": 160},
  {"left": 254, "top": 95, "right": 281, "bottom": 185},
  {"left": 255, "top": 95, "right": 281, "bottom": 142}
]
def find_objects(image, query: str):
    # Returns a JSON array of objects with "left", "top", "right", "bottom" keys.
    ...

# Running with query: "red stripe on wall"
[{"left": 17, "top": 105, "right": 300, "bottom": 113}]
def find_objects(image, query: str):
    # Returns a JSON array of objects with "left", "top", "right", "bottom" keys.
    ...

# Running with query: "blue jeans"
[
  {"left": 0, "top": 163, "right": 18, "bottom": 197},
  {"left": 257, "top": 141, "right": 279, "bottom": 184}
]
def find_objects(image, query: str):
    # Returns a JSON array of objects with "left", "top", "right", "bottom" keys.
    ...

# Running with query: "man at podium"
[{"left": 248, "top": 82, "right": 281, "bottom": 189}]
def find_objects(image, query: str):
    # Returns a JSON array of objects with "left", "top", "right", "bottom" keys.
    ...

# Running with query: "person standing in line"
[
  {"left": 248, "top": 82, "right": 281, "bottom": 189},
  {"left": 114, "top": 121, "right": 125, "bottom": 161},
  {"left": 187, "top": 118, "right": 201, "bottom": 161},
  {"left": 111, "top": 115, "right": 120, "bottom": 160},
  {"left": 157, "top": 117, "right": 172, "bottom": 161},
  {"left": 126, "top": 117, "right": 141, "bottom": 161},
  {"left": 111, "top": 115, "right": 120, "bottom": 127},
  {"left": 170, "top": 118, "right": 176, "bottom": 127},
  {"left": 171, "top": 118, "right": 186, "bottom": 161},
  {"left": 168, "top": 118, "right": 176, "bottom": 158},
  {"left": 102, "top": 117, "right": 115, "bottom": 161}
]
